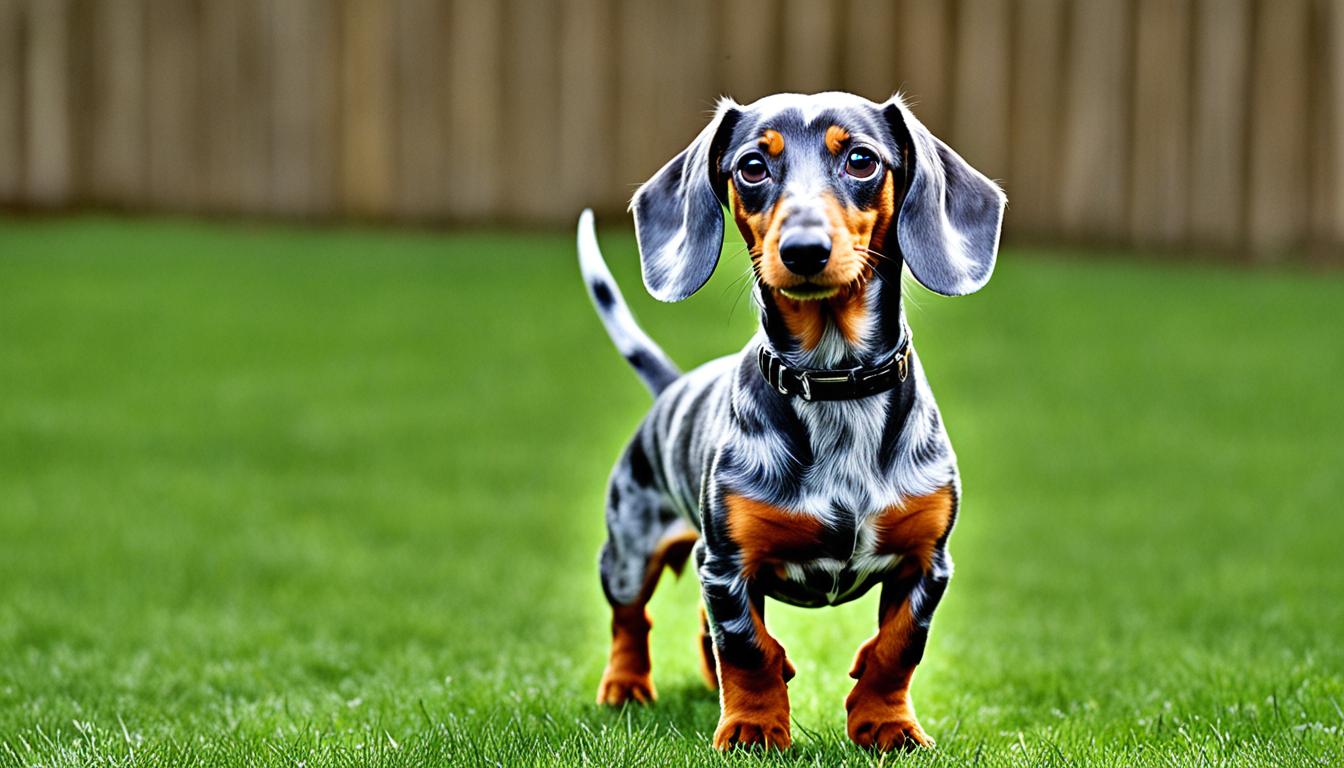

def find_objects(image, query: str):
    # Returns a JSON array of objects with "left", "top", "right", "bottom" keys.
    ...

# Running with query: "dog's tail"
[{"left": 577, "top": 209, "right": 680, "bottom": 396}]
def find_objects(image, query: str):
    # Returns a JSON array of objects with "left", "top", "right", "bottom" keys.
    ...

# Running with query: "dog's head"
[{"left": 630, "top": 92, "right": 1005, "bottom": 317}]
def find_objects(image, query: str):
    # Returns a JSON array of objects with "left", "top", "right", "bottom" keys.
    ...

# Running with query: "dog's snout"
[{"left": 779, "top": 231, "right": 831, "bottom": 276}]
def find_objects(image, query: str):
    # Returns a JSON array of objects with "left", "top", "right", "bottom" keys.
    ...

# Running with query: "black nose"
[{"left": 779, "top": 233, "right": 831, "bottom": 276}]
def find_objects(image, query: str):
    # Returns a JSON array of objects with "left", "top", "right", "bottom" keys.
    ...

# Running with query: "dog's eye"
[
  {"left": 737, "top": 153, "right": 769, "bottom": 185},
  {"left": 845, "top": 146, "right": 880, "bottom": 180}
]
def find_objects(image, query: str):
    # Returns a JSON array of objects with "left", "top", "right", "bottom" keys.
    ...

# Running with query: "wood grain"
[{"left": 1130, "top": 0, "right": 1191, "bottom": 247}]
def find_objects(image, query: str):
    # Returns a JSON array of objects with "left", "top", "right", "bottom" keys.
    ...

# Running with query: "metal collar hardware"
[{"left": 756, "top": 336, "right": 912, "bottom": 402}]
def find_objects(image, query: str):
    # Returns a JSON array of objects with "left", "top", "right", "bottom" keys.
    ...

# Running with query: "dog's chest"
[
  {"left": 760, "top": 510, "right": 902, "bottom": 607},
  {"left": 792, "top": 397, "right": 902, "bottom": 516},
  {"left": 763, "top": 399, "right": 906, "bottom": 606}
]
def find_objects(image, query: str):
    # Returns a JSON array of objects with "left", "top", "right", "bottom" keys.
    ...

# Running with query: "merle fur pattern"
[{"left": 577, "top": 92, "right": 1004, "bottom": 681}]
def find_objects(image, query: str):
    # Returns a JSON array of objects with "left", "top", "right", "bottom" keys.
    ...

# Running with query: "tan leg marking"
[
  {"left": 706, "top": 494, "right": 817, "bottom": 749},
  {"left": 597, "top": 602, "right": 656, "bottom": 706},
  {"left": 845, "top": 592, "right": 933, "bottom": 750},
  {"left": 846, "top": 486, "right": 956, "bottom": 749},
  {"left": 595, "top": 529, "right": 699, "bottom": 706},
  {"left": 712, "top": 597, "right": 796, "bottom": 751}
]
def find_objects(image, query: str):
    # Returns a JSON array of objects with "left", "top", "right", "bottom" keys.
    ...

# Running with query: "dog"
[{"left": 577, "top": 91, "right": 1005, "bottom": 751}]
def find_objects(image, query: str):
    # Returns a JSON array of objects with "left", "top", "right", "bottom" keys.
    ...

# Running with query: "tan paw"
[
  {"left": 595, "top": 668, "right": 655, "bottom": 706},
  {"left": 712, "top": 714, "right": 792, "bottom": 751},
  {"left": 848, "top": 710, "right": 933, "bottom": 750}
]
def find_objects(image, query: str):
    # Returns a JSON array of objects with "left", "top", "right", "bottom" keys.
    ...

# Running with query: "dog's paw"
[
  {"left": 712, "top": 714, "right": 791, "bottom": 751},
  {"left": 848, "top": 713, "right": 932, "bottom": 751},
  {"left": 595, "top": 668, "right": 655, "bottom": 706},
  {"left": 846, "top": 666, "right": 933, "bottom": 750},
  {"left": 847, "top": 690, "right": 933, "bottom": 751}
]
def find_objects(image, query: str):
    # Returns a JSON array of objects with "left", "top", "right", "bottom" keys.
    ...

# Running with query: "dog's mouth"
[{"left": 778, "top": 282, "right": 842, "bottom": 301}]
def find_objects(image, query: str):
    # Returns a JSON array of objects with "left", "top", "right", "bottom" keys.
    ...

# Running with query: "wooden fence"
[{"left": 1, "top": 0, "right": 1343, "bottom": 261}]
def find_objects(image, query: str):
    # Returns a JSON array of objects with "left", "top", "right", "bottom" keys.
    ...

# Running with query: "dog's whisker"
[
  {"left": 727, "top": 264, "right": 760, "bottom": 324},
  {"left": 855, "top": 246, "right": 899, "bottom": 266},
  {"left": 721, "top": 265, "right": 755, "bottom": 297}
]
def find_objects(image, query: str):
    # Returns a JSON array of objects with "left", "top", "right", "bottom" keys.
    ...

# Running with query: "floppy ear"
[
  {"left": 630, "top": 99, "right": 741, "bottom": 302},
  {"left": 883, "top": 97, "right": 1006, "bottom": 296}
]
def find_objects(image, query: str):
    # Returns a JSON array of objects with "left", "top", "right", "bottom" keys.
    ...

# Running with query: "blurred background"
[
  {"left": 0, "top": 0, "right": 1342, "bottom": 261},
  {"left": 2, "top": 2, "right": 1343, "bottom": 765}
]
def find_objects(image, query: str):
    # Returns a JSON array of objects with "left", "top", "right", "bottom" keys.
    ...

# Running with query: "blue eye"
[
  {"left": 845, "top": 146, "right": 880, "bottom": 180},
  {"left": 737, "top": 153, "right": 769, "bottom": 184}
]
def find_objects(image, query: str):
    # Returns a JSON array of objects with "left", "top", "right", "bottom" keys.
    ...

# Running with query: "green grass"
[{"left": 1, "top": 216, "right": 1342, "bottom": 767}]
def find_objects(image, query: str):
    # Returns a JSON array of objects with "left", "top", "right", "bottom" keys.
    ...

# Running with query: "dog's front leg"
[
  {"left": 698, "top": 548, "right": 794, "bottom": 751},
  {"left": 844, "top": 560, "right": 949, "bottom": 750}
]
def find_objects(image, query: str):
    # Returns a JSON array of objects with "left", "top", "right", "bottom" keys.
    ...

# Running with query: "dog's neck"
[{"left": 756, "top": 263, "right": 907, "bottom": 371}]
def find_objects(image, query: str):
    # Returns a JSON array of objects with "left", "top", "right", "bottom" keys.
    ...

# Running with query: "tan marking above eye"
[
  {"left": 760, "top": 130, "right": 785, "bottom": 157},
  {"left": 825, "top": 125, "right": 851, "bottom": 155}
]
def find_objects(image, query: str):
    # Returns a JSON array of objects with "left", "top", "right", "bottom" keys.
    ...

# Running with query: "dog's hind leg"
[
  {"left": 696, "top": 603, "right": 718, "bottom": 690},
  {"left": 595, "top": 441, "right": 696, "bottom": 706}
]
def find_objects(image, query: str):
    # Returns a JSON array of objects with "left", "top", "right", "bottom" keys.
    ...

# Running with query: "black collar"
[{"left": 756, "top": 336, "right": 912, "bottom": 401}]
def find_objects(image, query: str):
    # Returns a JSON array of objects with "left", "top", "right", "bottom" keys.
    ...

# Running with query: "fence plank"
[
  {"left": 780, "top": 0, "right": 838, "bottom": 93},
  {"left": 146, "top": 0, "right": 201, "bottom": 209},
  {"left": 1247, "top": 0, "right": 1310, "bottom": 259},
  {"left": 86, "top": 0, "right": 146, "bottom": 205},
  {"left": 200, "top": 0, "right": 241, "bottom": 212},
  {"left": 1329, "top": 0, "right": 1344, "bottom": 251},
  {"left": 25, "top": 0, "right": 72, "bottom": 205},
  {"left": 202, "top": 0, "right": 271, "bottom": 214},
  {"left": 719, "top": 0, "right": 775, "bottom": 103},
  {"left": 270, "top": 0, "right": 338, "bottom": 217},
  {"left": 1059, "top": 0, "right": 1132, "bottom": 240},
  {"left": 0, "top": 0, "right": 23, "bottom": 202},
  {"left": 1130, "top": 0, "right": 1191, "bottom": 247},
  {"left": 396, "top": 0, "right": 450, "bottom": 219},
  {"left": 504, "top": 0, "right": 562, "bottom": 221},
  {"left": 446, "top": 0, "right": 503, "bottom": 219},
  {"left": 1188, "top": 0, "right": 1250, "bottom": 249},
  {"left": 340, "top": 0, "right": 396, "bottom": 218},
  {"left": 1312, "top": 0, "right": 1344, "bottom": 253},
  {"left": 617, "top": 0, "right": 664, "bottom": 192},
  {"left": 65, "top": 0, "right": 92, "bottom": 201},
  {"left": 897, "top": 0, "right": 950, "bottom": 135},
  {"left": 951, "top": 0, "right": 1012, "bottom": 179},
  {"left": 3, "top": 0, "right": 1344, "bottom": 254},
  {"left": 666, "top": 0, "right": 719, "bottom": 155},
  {"left": 1008, "top": 0, "right": 1065, "bottom": 237},
  {"left": 843, "top": 0, "right": 899, "bottom": 102},
  {"left": 558, "top": 0, "right": 615, "bottom": 215},
  {"left": 617, "top": 0, "right": 719, "bottom": 199}
]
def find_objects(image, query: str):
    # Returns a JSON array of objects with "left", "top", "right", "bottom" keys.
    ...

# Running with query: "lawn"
[{"left": 0, "top": 217, "right": 1341, "bottom": 767}]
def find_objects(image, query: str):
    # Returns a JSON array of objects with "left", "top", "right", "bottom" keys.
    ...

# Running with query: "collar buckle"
[
  {"left": 757, "top": 334, "right": 912, "bottom": 402},
  {"left": 758, "top": 346, "right": 791, "bottom": 396}
]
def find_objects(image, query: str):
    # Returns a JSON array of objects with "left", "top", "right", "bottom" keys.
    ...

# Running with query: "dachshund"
[{"left": 577, "top": 91, "right": 1005, "bottom": 752}]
